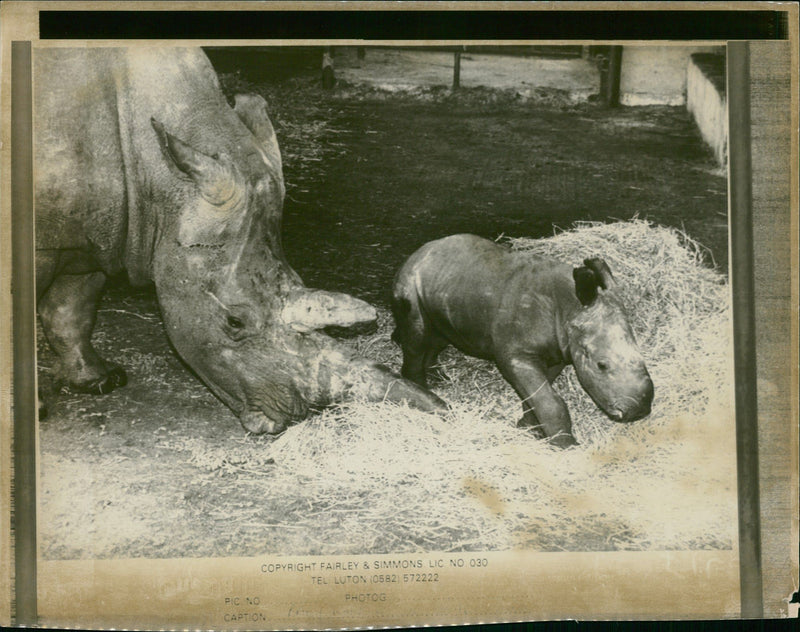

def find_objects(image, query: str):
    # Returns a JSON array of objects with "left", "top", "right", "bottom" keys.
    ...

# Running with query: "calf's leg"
[
  {"left": 37, "top": 272, "right": 127, "bottom": 394},
  {"left": 392, "top": 296, "right": 437, "bottom": 387},
  {"left": 420, "top": 335, "right": 449, "bottom": 383},
  {"left": 497, "top": 357, "right": 578, "bottom": 448}
]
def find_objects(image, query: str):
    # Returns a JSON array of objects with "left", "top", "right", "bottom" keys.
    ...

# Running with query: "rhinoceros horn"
[
  {"left": 151, "top": 117, "right": 244, "bottom": 209},
  {"left": 281, "top": 289, "right": 377, "bottom": 333}
]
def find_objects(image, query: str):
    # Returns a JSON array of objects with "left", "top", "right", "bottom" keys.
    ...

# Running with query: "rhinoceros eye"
[
  {"left": 227, "top": 315, "right": 245, "bottom": 330},
  {"left": 223, "top": 312, "right": 251, "bottom": 341},
  {"left": 597, "top": 360, "right": 610, "bottom": 372}
]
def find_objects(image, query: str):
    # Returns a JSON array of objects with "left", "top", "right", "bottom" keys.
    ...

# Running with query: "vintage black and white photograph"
[{"left": 32, "top": 43, "right": 739, "bottom": 561}]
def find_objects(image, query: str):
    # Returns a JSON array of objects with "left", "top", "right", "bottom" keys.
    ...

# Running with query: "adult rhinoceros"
[{"left": 34, "top": 47, "right": 445, "bottom": 434}]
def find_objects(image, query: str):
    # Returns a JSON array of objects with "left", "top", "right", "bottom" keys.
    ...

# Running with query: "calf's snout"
[{"left": 616, "top": 373, "right": 654, "bottom": 422}]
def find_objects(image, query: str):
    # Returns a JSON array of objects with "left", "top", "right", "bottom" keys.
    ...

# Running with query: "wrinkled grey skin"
[
  {"left": 34, "top": 47, "right": 445, "bottom": 434},
  {"left": 392, "top": 234, "right": 654, "bottom": 448}
]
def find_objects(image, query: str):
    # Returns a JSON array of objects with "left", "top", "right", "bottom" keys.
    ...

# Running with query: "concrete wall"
[
  {"left": 334, "top": 48, "right": 600, "bottom": 101},
  {"left": 687, "top": 54, "right": 727, "bottom": 167},
  {"left": 334, "top": 46, "right": 727, "bottom": 109},
  {"left": 620, "top": 45, "right": 724, "bottom": 106}
]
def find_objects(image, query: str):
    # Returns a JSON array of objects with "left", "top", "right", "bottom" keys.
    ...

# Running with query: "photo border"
[{"left": 1, "top": 1, "right": 797, "bottom": 627}]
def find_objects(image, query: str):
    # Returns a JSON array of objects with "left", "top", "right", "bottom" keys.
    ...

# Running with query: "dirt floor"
[
  {"left": 280, "top": 99, "right": 728, "bottom": 307},
  {"left": 36, "top": 62, "right": 728, "bottom": 559}
]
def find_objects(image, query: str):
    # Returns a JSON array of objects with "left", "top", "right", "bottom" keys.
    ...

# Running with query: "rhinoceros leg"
[
  {"left": 399, "top": 336, "right": 449, "bottom": 388},
  {"left": 38, "top": 271, "right": 127, "bottom": 394},
  {"left": 391, "top": 297, "right": 449, "bottom": 388},
  {"left": 496, "top": 357, "right": 577, "bottom": 448}
]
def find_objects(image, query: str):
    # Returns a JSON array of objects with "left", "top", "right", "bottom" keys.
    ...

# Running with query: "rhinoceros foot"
[
  {"left": 65, "top": 364, "right": 128, "bottom": 395},
  {"left": 516, "top": 415, "right": 579, "bottom": 449},
  {"left": 240, "top": 409, "right": 287, "bottom": 435},
  {"left": 547, "top": 433, "right": 579, "bottom": 448}
]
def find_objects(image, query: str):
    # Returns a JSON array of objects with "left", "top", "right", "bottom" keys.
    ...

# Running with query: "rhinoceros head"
[
  {"left": 567, "top": 258, "right": 654, "bottom": 423},
  {"left": 146, "top": 95, "right": 438, "bottom": 434}
]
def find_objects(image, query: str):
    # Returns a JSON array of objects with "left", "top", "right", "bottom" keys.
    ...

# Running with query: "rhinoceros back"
[
  {"left": 393, "top": 234, "right": 576, "bottom": 360},
  {"left": 34, "top": 48, "right": 236, "bottom": 284}
]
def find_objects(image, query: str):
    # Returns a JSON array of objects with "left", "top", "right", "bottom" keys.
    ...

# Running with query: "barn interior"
[{"left": 37, "top": 45, "right": 733, "bottom": 559}]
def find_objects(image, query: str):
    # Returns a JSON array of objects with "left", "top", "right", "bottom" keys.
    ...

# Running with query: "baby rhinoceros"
[{"left": 391, "top": 234, "right": 654, "bottom": 448}]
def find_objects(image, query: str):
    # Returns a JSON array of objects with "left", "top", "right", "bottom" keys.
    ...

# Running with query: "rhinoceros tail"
[{"left": 390, "top": 296, "right": 412, "bottom": 346}]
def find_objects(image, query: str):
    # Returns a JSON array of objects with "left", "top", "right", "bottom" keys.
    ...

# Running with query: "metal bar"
[
  {"left": 727, "top": 40, "right": 764, "bottom": 619},
  {"left": 453, "top": 51, "right": 461, "bottom": 90},
  {"left": 11, "top": 39, "right": 38, "bottom": 626},
  {"left": 11, "top": 40, "right": 38, "bottom": 625},
  {"left": 606, "top": 45, "right": 623, "bottom": 106},
  {"left": 322, "top": 46, "right": 335, "bottom": 90}
]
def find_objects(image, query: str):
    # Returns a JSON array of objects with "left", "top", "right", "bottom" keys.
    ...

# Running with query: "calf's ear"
[
  {"left": 583, "top": 257, "right": 617, "bottom": 290},
  {"left": 573, "top": 266, "right": 599, "bottom": 306}
]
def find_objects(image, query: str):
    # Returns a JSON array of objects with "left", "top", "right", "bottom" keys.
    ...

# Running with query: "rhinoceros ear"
[
  {"left": 233, "top": 94, "right": 283, "bottom": 178},
  {"left": 281, "top": 290, "right": 377, "bottom": 334},
  {"left": 573, "top": 266, "right": 599, "bottom": 306},
  {"left": 583, "top": 257, "right": 617, "bottom": 290},
  {"left": 151, "top": 118, "right": 243, "bottom": 209}
]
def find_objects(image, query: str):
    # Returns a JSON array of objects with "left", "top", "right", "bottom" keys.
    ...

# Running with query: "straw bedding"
[{"left": 261, "top": 220, "right": 736, "bottom": 553}]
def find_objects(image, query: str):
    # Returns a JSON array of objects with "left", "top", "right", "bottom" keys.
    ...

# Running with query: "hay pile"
[{"left": 263, "top": 220, "right": 736, "bottom": 553}]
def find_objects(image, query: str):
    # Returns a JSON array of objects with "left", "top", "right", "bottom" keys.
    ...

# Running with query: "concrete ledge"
[{"left": 687, "top": 53, "right": 728, "bottom": 167}]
